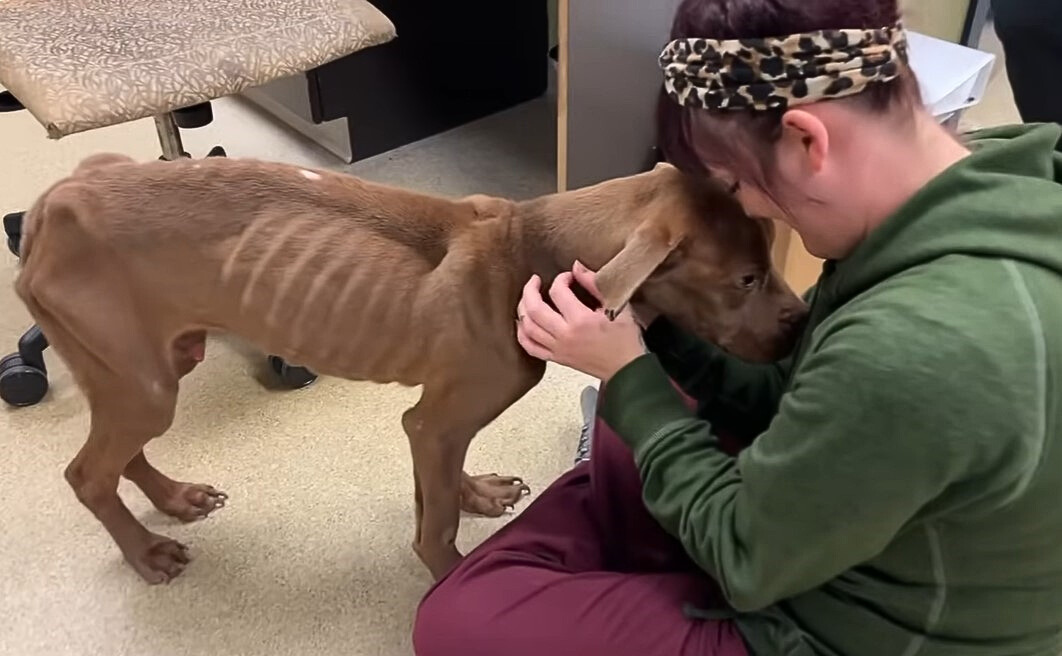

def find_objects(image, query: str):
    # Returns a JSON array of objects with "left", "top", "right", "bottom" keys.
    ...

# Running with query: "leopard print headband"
[{"left": 660, "top": 23, "right": 909, "bottom": 112}]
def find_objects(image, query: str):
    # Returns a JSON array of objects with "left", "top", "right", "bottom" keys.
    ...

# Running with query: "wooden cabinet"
[{"left": 245, "top": 0, "right": 549, "bottom": 163}]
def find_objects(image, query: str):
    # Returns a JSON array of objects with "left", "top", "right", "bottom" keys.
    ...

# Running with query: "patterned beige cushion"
[{"left": 0, "top": 0, "right": 396, "bottom": 138}]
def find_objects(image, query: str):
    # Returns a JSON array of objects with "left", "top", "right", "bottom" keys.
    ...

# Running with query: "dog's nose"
[
  {"left": 779, "top": 306, "right": 809, "bottom": 339},
  {"left": 780, "top": 304, "right": 808, "bottom": 327}
]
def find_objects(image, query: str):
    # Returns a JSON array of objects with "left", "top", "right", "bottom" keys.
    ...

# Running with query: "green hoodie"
[{"left": 600, "top": 123, "right": 1062, "bottom": 656}]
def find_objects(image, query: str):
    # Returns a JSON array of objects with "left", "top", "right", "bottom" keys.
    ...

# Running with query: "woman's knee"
[
  {"left": 413, "top": 550, "right": 539, "bottom": 656},
  {"left": 413, "top": 573, "right": 488, "bottom": 656}
]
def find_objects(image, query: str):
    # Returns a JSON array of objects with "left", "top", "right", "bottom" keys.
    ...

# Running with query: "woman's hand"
[{"left": 516, "top": 261, "right": 648, "bottom": 381}]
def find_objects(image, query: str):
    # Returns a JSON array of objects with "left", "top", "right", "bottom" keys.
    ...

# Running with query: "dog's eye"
[{"left": 740, "top": 274, "right": 758, "bottom": 289}]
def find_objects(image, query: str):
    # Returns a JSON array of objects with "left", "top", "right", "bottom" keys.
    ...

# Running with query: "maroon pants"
[{"left": 413, "top": 393, "right": 748, "bottom": 656}]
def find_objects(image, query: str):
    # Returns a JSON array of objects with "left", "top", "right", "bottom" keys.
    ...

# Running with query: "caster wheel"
[
  {"left": 0, "top": 353, "right": 48, "bottom": 407},
  {"left": 207, "top": 146, "right": 226, "bottom": 158},
  {"left": 5, "top": 210, "right": 25, "bottom": 257},
  {"left": 267, "top": 355, "right": 318, "bottom": 389}
]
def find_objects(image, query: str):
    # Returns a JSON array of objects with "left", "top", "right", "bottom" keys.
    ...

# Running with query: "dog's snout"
[{"left": 779, "top": 303, "right": 809, "bottom": 330}]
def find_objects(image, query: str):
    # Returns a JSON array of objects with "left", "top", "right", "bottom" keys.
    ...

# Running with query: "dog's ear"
[{"left": 596, "top": 223, "right": 683, "bottom": 320}]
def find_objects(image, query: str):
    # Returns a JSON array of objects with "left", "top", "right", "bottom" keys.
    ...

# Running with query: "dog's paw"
[
  {"left": 129, "top": 534, "right": 191, "bottom": 584},
  {"left": 460, "top": 473, "right": 531, "bottom": 517},
  {"left": 158, "top": 483, "right": 228, "bottom": 522}
]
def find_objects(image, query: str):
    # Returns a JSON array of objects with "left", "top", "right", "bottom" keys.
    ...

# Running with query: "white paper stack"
[{"left": 905, "top": 30, "right": 997, "bottom": 123}]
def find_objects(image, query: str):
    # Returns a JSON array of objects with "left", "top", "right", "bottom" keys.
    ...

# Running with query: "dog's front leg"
[
  {"left": 411, "top": 439, "right": 467, "bottom": 579},
  {"left": 402, "top": 365, "right": 544, "bottom": 579},
  {"left": 403, "top": 380, "right": 484, "bottom": 573},
  {"left": 403, "top": 388, "right": 470, "bottom": 579}
]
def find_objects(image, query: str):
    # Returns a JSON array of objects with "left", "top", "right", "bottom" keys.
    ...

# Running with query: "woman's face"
[
  {"left": 707, "top": 169, "right": 844, "bottom": 260},
  {"left": 705, "top": 107, "right": 873, "bottom": 261}
]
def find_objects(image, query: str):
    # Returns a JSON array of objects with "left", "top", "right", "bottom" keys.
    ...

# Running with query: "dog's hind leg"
[
  {"left": 460, "top": 472, "right": 531, "bottom": 518},
  {"left": 122, "top": 330, "right": 227, "bottom": 522},
  {"left": 124, "top": 452, "right": 228, "bottom": 523},
  {"left": 66, "top": 389, "right": 192, "bottom": 584},
  {"left": 38, "top": 313, "right": 190, "bottom": 583},
  {"left": 19, "top": 182, "right": 214, "bottom": 583},
  {"left": 403, "top": 364, "right": 543, "bottom": 579}
]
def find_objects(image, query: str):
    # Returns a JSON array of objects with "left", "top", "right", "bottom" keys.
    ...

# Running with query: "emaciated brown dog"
[{"left": 14, "top": 155, "right": 807, "bottom": 583}]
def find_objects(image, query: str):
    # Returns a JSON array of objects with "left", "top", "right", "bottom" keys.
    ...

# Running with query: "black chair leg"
[
  {"left": 3, "top": 208, "right": 49, "bottom": 407},
  {"left": 0, "top": 325, "right": 49, "bottom": 407}
]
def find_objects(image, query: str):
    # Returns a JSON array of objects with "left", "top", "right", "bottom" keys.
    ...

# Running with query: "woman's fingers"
[
  {"left": 572, "top": 260, "right": 604, "bottom": 303},
  {"left": 515, "top": 271, "right": 648, "bottom": 379},
  {"left": 549, "top": 272, "right": 595, "bottom": 318},
  {"left": 521, "top": 276, "right": 568, "bottom": 336},
  {"left": 518, "top": 310, "right": 559, "bottom": 350},
  {"left": 516, "top": 324, "right": 553, "bottom": 361}
]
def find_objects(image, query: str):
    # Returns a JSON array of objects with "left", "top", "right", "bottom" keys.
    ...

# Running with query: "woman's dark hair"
[{"left": 658, "top": 0, "right": 920, "bottom": 187}]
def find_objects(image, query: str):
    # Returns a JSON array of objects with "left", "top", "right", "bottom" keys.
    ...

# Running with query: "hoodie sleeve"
[
  {"left": 643, "top": 318, "right": 792, "bottom": 437},
  {"left": 601, "top": 312, "right": 1028, "bottom": 611}
]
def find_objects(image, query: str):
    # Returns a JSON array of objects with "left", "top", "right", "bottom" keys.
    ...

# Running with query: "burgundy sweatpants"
[{"left": 413, "top": 388, "right": 748, "bottom": 656}]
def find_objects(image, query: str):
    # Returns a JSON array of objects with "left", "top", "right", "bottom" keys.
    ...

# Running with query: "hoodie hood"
[{"left": 831, "top": 122, "right": 1062, "bottom": 303}]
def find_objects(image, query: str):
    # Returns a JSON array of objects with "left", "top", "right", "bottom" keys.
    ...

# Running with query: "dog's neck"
[{"left": 511, "top": 192, "right": 637, "bottom": 287}]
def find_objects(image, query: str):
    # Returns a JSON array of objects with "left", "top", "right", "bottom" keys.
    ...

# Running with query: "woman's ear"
[{"left": 781, "top": 109, "right": 829, "bottom": 174}]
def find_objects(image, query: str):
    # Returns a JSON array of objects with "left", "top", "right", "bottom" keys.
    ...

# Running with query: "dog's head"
[{"left": 596, "top": 163, "right": 807, "bottom": 363}]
